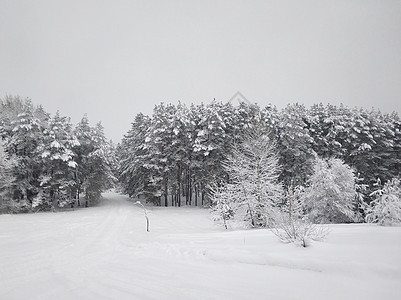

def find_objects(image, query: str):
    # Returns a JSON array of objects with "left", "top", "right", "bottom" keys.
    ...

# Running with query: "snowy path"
[{"left": 1, "top": 191, "right": 401, "bottom": 300}]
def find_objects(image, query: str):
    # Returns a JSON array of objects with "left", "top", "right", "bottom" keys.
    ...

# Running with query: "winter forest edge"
[{"left": 1, "top": 95, "right": 401, "bottom": 240}]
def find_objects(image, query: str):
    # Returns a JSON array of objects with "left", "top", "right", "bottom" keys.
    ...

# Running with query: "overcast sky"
[{"left": 1, "top": 0, "right": 400, "bottom": 142}]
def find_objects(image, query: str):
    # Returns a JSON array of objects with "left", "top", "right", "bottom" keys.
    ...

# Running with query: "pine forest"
[{"left": 1, "top": 95, "right": 400, "bottom": 228}]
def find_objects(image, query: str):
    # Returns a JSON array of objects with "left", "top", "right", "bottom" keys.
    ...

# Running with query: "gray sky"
[{"left": 1, "top": 0, "right": 400, "bottom": 142}]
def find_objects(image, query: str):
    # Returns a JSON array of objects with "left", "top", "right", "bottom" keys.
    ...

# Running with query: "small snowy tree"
[
  {"left": 210, "top": 130, "right": 283, "bottom": 228},
  {"left": 209, "top": 182, "right": 235, "bottom": 229},
  {"left": 301, "top": 157, "right": 357, "bottom": 223},
  {"left": 270, "top": 185, "right": 329, "bottom": 247},
  {"left": 365, "top": 178, "right": 401, "bottom": 226}
]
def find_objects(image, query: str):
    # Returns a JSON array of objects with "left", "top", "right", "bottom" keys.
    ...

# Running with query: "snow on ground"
[{"left": 1, "top": 191, "right": 400, "bottom": 300}]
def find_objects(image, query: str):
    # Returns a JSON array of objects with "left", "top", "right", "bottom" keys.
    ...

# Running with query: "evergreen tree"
[
  {"left": 142, "top": 103, "right": 176, "bottom": 205},
  {"left": 193, "top": 101, "right": 232, "bottom": 205},
  {"left": 39, "top": 112, "right": 80, "bottom": 208},
  {"left": 82, "top": 123, "right": 115, "bottom": 206},
  {"left": 276, "top": 103, "right": 315, "bottom": 186},
  {"left": 169, "top": 102, "right": 191, "bottom": 207},
  {"left": 1, "top": 95, "right": 121, "bottom": 213},
  {"left": 188, "top": 102, "right": 209, "bottom": 206},
  {"left": 74, "top": 118, "right": 115, "bottom": 207},
  {"left": 0, "top": 139, "right": 16, "bottom": 212},
  {"left": 8, "top": 110, "right": 44, "bottom": 209},
  {"left": 118, "top": 113, "right": 151, "bottom": 199},
  {"left": 73, "top": 114, "right": 93, "bottom": 205}
]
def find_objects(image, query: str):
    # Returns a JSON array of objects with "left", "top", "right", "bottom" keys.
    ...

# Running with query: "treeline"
[
  {"left": 117, "top": 100, "right": 401, "bottom": 207},
  {"left": 0, "top": 96, "right": 116, "bottom": 213}
]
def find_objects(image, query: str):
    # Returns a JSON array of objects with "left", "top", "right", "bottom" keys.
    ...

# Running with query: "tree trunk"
[
  {"left": 164, "top": 176, "right": 168, "bottom": 207},
  {"left": 177, "top": 164, "right": 182, "bottom": 207},
  {"left": 195, "top": 184, "right": 198, "bottom": 207},
  {"left": 85, "top": 191, "right": 89, "bottom": 208},
  {"left": 185, "top": 169, "right": 190, "bottom": 205},
  {"left": 247, "top": 203, "right": 255, "bottom": 227},
  {"left": 188, "top": 173, "right": 192, "bottom": 206}
]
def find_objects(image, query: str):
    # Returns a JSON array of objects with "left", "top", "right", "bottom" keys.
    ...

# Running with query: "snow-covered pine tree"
[
  {"left": 276, "top": 103, "right": 315, "bottom": 187},
  {"left": 365, "top": 178, "right": 401, "bottom": 226},
  {"left": 368, "top": 111, "right": 401, "bottom": 184},
  {"left": 188, "top": 102, "right": 209, "bottom": 206},
  {"left": 169, "top": 102, "right": 191, "bottom": 207},
  {"left": 39, "top": 112, "right": 80, "bottom": 209},
  {"left": 118, "top": 113, "right": 151, "bottom": 199},
  {"left": 181, "top": 103, "right": 199, "bottom": 206},
  {"left": 81, "top": 122, "right": 115, "bottom": 206},
  {"left": 73, "top": 114, "right": 93, "bottom": 205},
  {"left": 301, "top": 157, "right": 357, "bottom": 223},
  {"left": 232, "top": 101, "right": 263, "bottom": 140},
  {"left": 324, "top": 104, "right": 353, "bottom": 159},
  {"left": 8, "top": 110, "right": 44, "bottom": 210},
  {"left": 73, "top": 117, "right": 116, "bottom": 207},
  {"left": 141, "top": 103, "right": 176, "bottom": 205},
  {"left": 307, "top": 104, "right": 355, "bottom": 160},
  {"left": 193, "top": 101, "right": 231, "bottom": 206},
  {"left": 345, "top": 107, "right": 376, "bottom": 196},
  {"left": 307, "top": 103, "right": 332, "bottom": 158},
  {"left": 210, "top": 129, "right": 283, "bottom": 228},
  {"left": 343, "top": 108, "right": 400, "bottom": 198},
  {"left": 0, "top": 96, "right": 33, "bottom": 128},
  {"left": 0, "top": 139, "right": 16, "bottom": 212}
]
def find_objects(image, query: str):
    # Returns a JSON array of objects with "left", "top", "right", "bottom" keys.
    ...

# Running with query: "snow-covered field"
[{"left": 1, "top": 192, "right": 400, "bottom": 300}]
